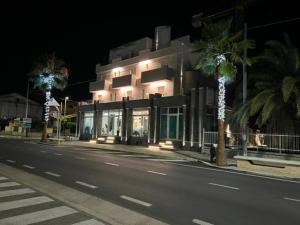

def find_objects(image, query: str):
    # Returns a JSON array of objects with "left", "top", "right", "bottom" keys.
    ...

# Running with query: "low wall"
[{"left": 234, "top": 156, "right": 300, "bottom": 177}]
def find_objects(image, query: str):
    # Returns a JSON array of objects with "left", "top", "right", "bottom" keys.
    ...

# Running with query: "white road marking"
[
  {"left": 192, "top": 218, "right": 214, "bottom": 225},
  {"left": 40, "top": 150, "right": 47, "bottom": 153},
  {"left": 105, "top": 162, "right": 119, "bottom": 167},
  {"left": 0, "top": 182, "right": 20, "bottom": 188},
  {"left": 54, "top": 153, "right": 63, "bottom": 156},
  {"left": 75, "top": 157, "right": 86, "bottom": 160},
  {"left": 209, "top": 182, "right": 239, "bottom": 190},
  {"left": 75, "top": 181, "right": 97, "bottom": 189},
  {"left": 147, "top": 170, "right": 167, "bottom": 176},
  {"left": 170, "top": 162, "right": 300, "bottom": 184},
  {"left": 45, "top": 171, "right": 61, "bottom": 177},
  {"left": 120, "top": 195, "right": 152, "bottom": 207},
  {"left": 284, "top": 197, "right": 300, "bottom": 202},
  {"left": 146, "top": 159, "right": 187, "bottom": 162},
  {"left": 0, "top": 188, "right": 35, "bottom": 197},
  {"left": 23, "top": 164, "right": 35, "bottom": 169},
  {"left": 72, "top": 219, "right": 105, "bottom": 225},
  {"left": 0, "top": 176, "right": 8, "bottom": 181},
  {"left": 6, "top": 160, "right": 16, "bottom": 163},
  {"left": 119, "top": 154, "right": 150, "bottom": 157},
  {"left": 0, "top": 206, "right": 77, "bottom": 224},
  {"left": 0, "top": 196, "right": 53, "bottom": 211}
]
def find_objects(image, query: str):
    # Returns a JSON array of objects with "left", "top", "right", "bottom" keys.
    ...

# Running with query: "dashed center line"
[
  {"left": 209, "top": 182, "right": 239, "bottom": 190},
  {"left": 120, "top": 195, "right": 152, "bottom": 207},
  {"left": 6, "top": 160, "right": 16, "bottom": 163},
  {"left": 147, "top": 170, "right": 167, "bottom": 176},
  {"left": 54, "top": 153, "right": 63, "bottom": 156},
  {"left": 40, "top": 151, "right": 47, "bottom": 153},
  {"left": 0, "top": 176, "right": 8, "bottom": 181},
  {"left": 105, "top": 162, "right": 119, "bottom": 167},
  {"left": 284, "top": 197, "right": 300, "bottom": 202},
  {"left": 44, "top": 172, "right": 61, "bottom": 177},
  {"left": 75, "top": 157, "right": 86, "bottom": 160},
  {"left": 75, "top": 181, "right": 97, "bottom": 189},
  {"left": 23, "top": 165, "right": 35, "bottom": 169},
  {"left": 192, "top": 218, "right": 214, "bottom": 225}
]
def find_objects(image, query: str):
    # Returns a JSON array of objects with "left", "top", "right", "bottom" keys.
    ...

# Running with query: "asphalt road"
[{"left": 0, "top": 138, "right": 299, "bottom": 225}]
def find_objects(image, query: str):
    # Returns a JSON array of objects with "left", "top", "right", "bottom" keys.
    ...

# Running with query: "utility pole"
[
  {"left": 25, "top": 80, "right": 30, "bottom": 137},
  {"left": 242, "top": 23, "right": 248, "bottom": 156}
]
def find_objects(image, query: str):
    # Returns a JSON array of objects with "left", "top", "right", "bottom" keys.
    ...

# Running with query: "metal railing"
[{"left": 203, "top": 130, "right": 300, "bottom": 154}]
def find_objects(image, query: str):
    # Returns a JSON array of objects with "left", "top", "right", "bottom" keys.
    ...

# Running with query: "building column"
[
  {"left": 182, "top": 105, "right": 186, "bottom": 147},
  {"left": 78, "top": 111, "right": 82, "bottom": 137},
  {"left": 190, "top": 88, "right": 195, "bottom": 148},
  {"left": 198, "top": 87, "right": 205, "bottom": 150},
  {"left": 148, "top": 106, "right": 151, "bottom": 144},
  {"left": 153, "top": 106, "right": 158, "bottom": 144},
  {"left": 125, "top": 108, "right": 130, "bottom": 142}
]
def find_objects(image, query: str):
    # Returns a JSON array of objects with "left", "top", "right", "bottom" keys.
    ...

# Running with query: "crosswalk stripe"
[
  {"left": 0, "top": 182, "right": 20, "bottom": 188},
  {"left": 72, "top": 219, "right": 105, "bottom": 225},
  {"left": 0, "top": 196, "right": 53, "bottom": 211},
  {"left": 0, "top": 188, "right": 35, "bottom": 198},
  {"left": 0, "top": 205, "right": 77, "bottom": 225},
  {"left": 0, "top": 176, "right": 8, "bottom": 181}
]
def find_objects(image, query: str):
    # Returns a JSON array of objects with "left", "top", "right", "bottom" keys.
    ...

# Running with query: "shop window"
[
  {"left": 132, "top": 109, "right": 149, "bottom": 137},
  {"left": 83, "top": 112, "right": 94, "bottom": 135},
  {"left": 101, "top": 110, "right": 122, "bottom": 136}
]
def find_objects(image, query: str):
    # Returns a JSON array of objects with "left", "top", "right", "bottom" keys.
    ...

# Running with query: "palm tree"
[
  {"left": 194, "top": 17, "right": 254, "bottom": 166},
  {"left": 232, "top": 34, "right": 300, "bottom": 133},
  {"left": 29, "top": 52, "right": 68, "bottom": 141}
]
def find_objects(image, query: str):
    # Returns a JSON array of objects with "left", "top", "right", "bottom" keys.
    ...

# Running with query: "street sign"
[
  {"left": 22, "top": 122, "right": 31, "bottom": 128},
  {"left": 23, "top": 118, "right": 32, "bottom": 123}
]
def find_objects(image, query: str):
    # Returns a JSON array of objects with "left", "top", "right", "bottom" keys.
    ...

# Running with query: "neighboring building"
[
  {"left": 0, "top": 93, "right": 42, "bottom": 121},
  {"left": 78, "top": 26, "right": 217, "bottom": 150}
]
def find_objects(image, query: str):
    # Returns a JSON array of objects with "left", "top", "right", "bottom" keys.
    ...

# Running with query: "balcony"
[
  {"left": 89, "top": 80, "right": 109, "bottom": 93},
  {"left": 141, "top": 66, "right": 174, "bottom": 84},
  {"left": 112, "top": 74, "right": 133, "bottom": 89}
]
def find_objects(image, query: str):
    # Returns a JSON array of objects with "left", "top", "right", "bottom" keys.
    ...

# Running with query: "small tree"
[
  {"left": 29, "top": 53, "right": 68, "bottom": 141},
  {"left": 194, "top": 18, "right": 254, "bottom": 166}
]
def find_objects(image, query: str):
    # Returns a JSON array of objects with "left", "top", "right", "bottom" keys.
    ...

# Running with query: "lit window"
[{"left": 132, "top": 109, "right": 149, "bottom": 137}]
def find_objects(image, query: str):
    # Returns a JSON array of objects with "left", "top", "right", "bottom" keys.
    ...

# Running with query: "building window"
[
  {"left": 157, "top": 86, "right": 165, "bottom": 95},
  {"left": 83, "top": 112, "right": 94, "bottom": 135},
  {"left": 101, "top": 109, "right": 122, "bottom": 136},
  {"left": 132, "top": 109, "right": 149, "bottom": 137},
  {"left": 160, "top": 107, "right": 183, "bottom": 140},
  {"left": 98, "top": 95, "right": 102, "bottom": 102},
  {"left": 127, "top": 90, "right": 132, "bottom": 99}
]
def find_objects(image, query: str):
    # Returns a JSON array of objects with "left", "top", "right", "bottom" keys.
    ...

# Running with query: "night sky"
[{"left": 1, "top": 0, "right": 299, "bottom": 102}]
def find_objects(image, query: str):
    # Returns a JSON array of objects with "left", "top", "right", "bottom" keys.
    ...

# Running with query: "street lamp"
[{"left": 64, "top": 96, "right": 69, "bottom": 116}]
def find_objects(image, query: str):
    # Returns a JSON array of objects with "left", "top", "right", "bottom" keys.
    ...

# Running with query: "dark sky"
[{"left": 1, "top": 0, "right": 299, "bottom": 102}]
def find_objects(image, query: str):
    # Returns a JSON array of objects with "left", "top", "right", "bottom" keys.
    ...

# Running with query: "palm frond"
[
  {"left": 261, "top": 94, "right": 276, "bottom": 124},
  {"left": 219, "top": 61, "right": 237, "bottom": 82},
  {"left": 250, "top": 89, "right": 274, "bottom": 115},
  {"left": 282, "top": 76, "right": 296, "bottom": 102}
]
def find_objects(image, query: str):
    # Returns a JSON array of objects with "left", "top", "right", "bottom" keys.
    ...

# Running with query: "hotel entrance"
[{"left": 160, "top": 107, "right": 183, "bottom": 140}]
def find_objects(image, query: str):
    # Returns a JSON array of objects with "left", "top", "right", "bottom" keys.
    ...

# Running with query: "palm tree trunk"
[
  {"left": 41, "top": 121, "right": 48, "bottom": 141},
  {"left": 216, "top": 119, "right": 227, "bottom": 166},
  {"left": 216, "top": 76, "right": 227, "bottom": 166},
  {"left": 41, "top": 88, "right": 51, "bottom": 142}
]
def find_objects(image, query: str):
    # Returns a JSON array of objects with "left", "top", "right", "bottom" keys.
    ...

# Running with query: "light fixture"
[{"left": 150, "top": 81, "right": 167, "bottom": 88}]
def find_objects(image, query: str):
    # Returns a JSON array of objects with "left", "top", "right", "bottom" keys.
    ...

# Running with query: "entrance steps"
[
  {"left": 97, "top": 136, "right": 117, "bottom": 144},
  {"left": 158, "top": 141, "right": 175, "bottom": 150}
]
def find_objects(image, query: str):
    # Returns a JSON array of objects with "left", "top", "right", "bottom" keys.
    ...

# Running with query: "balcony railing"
[
  {"left": 89, "top": 80, "right": 110, "bottom": 92},
  {"left": 141, "top": 66, "right": 174, "bottom": 84},
  {"left": 112, "top": 74, "right": 133, "bottom": 88}
]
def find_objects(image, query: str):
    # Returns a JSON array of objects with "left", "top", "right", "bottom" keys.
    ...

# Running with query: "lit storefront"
[
  {"left": 131, "top": 109, "right": 149, "bottom": 137},
  {"left": 101, "top": 109, "right": 122, "bottom": 136}
]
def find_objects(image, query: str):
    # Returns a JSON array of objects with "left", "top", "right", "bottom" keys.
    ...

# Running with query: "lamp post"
[{"left": 64, "top": 96, "right": 69, "bottom": 116}]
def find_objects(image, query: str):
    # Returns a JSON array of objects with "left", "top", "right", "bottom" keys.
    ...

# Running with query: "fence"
[{"left": 203, "top": 130, "right": 300, "bottom": 154}]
